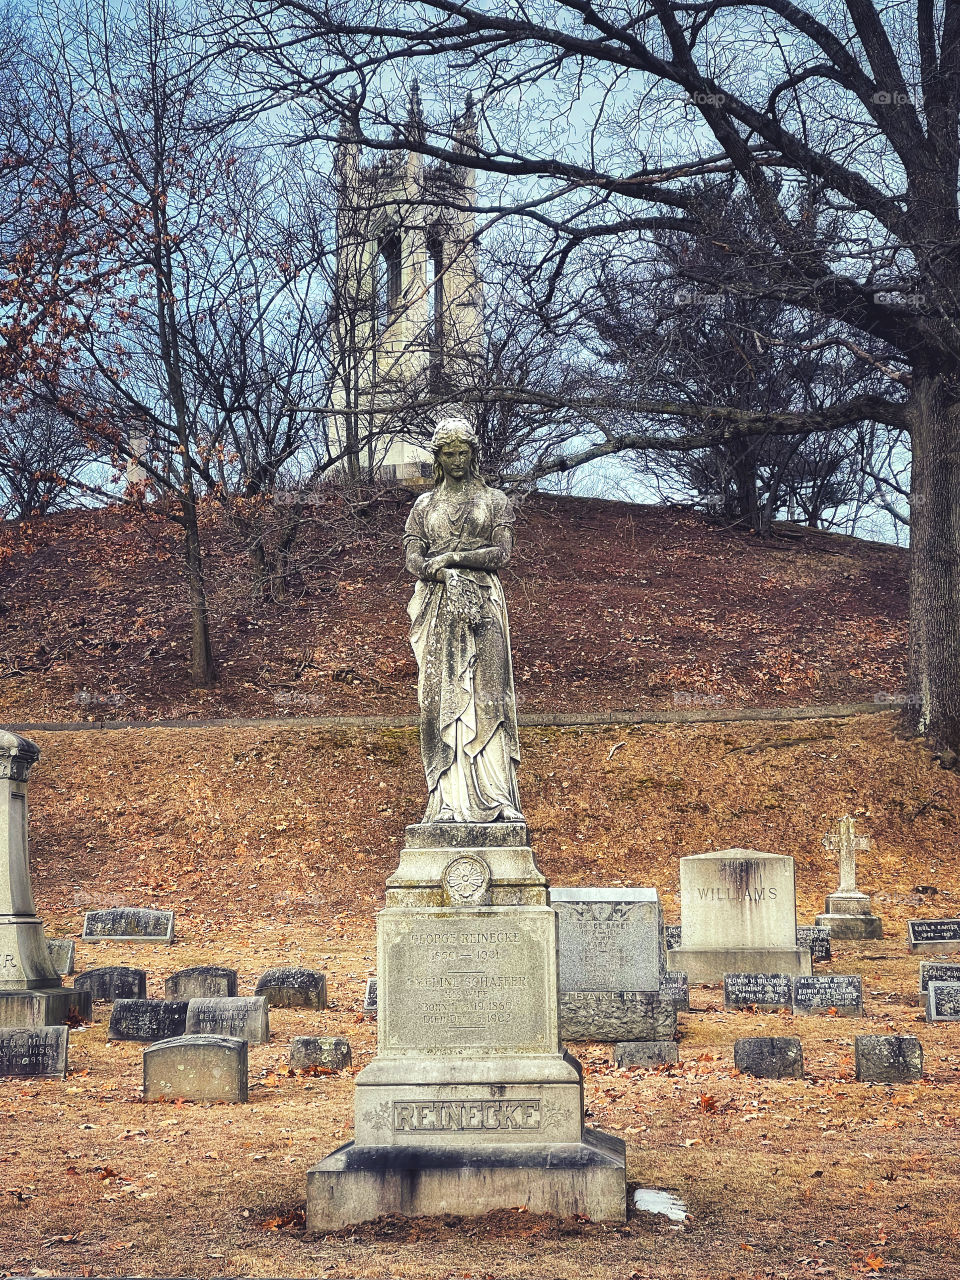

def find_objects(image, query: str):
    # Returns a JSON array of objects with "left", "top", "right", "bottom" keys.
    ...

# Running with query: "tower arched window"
[
  {"left": 426, "top": 233, "right": 444, "bottom": 378},
  {"left": 375, "top": 229, "right": 403, "bottom": 334}
]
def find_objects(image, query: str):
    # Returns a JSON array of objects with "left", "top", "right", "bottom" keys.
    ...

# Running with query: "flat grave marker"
[
  {"left": 0, "top": 1026, "right": 68, "bottom": 1078},
  {"left": 919, "top": 962, "right": 960, "bottom": 996},
  {"left": 143, "top": 1034, "right": 248, "bottom": 1103},
  {"left": 82, "top": 908, "right": 174, "bottom": 944},
  {"left": 109, "top": 999, "right": 189, "bottom": 1042},
  {"left": 290, "top": 1036, "right": 352, "bottom": 1071},
  {"left": 855, "top": 1035, "right": 923, "bottom": 1083},
  {"left": 792, "top": 975, "right": 863, "bottom": 1017},
  {"left": 907, "top": 919, "right": 960, "bottom": 954},
  {"left": 664, "top": 925, "right": 681, "bottom": 952},
  {"left": 660, "top": 970, "right": 689, "bottom": 1013},
  {"left": 926, "top": 981, "right": 960, "bottom": 1023},
  {"left": 723, "top": 973, "right": 793, "bottom": 1012}
]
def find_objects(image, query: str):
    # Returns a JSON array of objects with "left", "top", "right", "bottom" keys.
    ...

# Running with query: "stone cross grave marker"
[
  {"left": 824, "top": 816, "right": 870, "bottom": 895},
  {"left": 816, "top": 817, "right": 882, "bottom": 939}
]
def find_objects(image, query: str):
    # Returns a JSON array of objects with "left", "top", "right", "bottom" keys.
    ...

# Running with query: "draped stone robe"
[{"left": 403, "top": 483, "right": 522, "bottom": 823}]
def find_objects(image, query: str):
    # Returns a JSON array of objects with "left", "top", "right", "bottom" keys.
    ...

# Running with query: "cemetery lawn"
[{"left": 3, "top": 712, "right": 960, "bottom": 1279}]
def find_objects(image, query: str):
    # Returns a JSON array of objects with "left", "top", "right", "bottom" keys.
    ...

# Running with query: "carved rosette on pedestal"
[
  {"left": 0, "top": 733, "right": 90, "bottom": 1028},
  {"left": 306, "top": 822, "right": 627, "bottom": 1230}
]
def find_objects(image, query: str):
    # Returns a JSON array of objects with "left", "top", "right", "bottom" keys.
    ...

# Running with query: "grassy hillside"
[{"left": 0, "top": 495, "right": 908, "bottom": 723}]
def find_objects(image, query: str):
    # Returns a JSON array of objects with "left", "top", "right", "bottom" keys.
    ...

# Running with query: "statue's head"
[{"left": 430, "top": 417, "right": 484, "bottom": 487}]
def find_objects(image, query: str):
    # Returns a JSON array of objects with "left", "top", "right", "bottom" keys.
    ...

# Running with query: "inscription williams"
[
  {"left": 695, "top": 886, "right": 778, "bottom": 902},
  {"left": 393, "top": 1100, "right": 541, "bottom": 1132}
]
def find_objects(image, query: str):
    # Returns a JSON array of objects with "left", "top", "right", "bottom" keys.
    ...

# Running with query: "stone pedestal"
[
  {"left": 667, "top": 849, "right": 811, "bottom": 984},
  {"left": 306, "top": 823, "right": 626, "bottom": 1231},
  {"left": 0, "top": 734, "right": 66, "bottom": 1024},
  {"left": 815, "top": 893, "right": 883, "bottom": 940}
]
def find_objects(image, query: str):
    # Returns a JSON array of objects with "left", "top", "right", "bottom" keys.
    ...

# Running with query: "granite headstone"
[
  {"left": 0, "top": 1026, "right": 68, "bottom": 1078},
  {"left": 907, "top": 919, "right": 960, "bottom": 954},
  {"left": 109, "top": 999, "right": 189, "bottom": 1042},
  {"left": 143, "top": 1034, "right": 248, "bottom": 1102},
  {"left": 254, "top": 967, "right": 327, "bottom": 1010},
  {"left": 185, "top": 996, "right": 269, "bottom": 1044},
  {"left": 926, "top": 981, "right": 960, "bottom": 1023},
  {"left": 723, "top": 973, "right": 793, "bottom": 1012},
  {"left": 792, "top": 975, "right": 863, "bottom": 1017},
  {"left": 82, "top": 908, "right": 174, "bottom": 944},
  {"left": 855, "top": 1035, "right": 923, "bottom": 1083},
  {"left": 75, "top": 966, "right": 147, "bottom": 1002},
  {"left": 290, "top": 1036, "right": 352, "bottom": 1071},
  {"left": 165, "top": 967, "right": 238, "bottom": 1000}
]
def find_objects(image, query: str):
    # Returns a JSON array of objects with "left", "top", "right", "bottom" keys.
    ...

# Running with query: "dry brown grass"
[{"left": 3, "top": 713, "right": 960, "bottom": 1279}]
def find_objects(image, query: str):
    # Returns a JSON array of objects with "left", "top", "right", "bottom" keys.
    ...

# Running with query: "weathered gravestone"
[
  {"left": 143, "top": 1034, "right": 248, "bottom": 1103},
  {"left": 255, "top": 967, "right": 327, "bottom": 1010},
  {"left": 363, "top": 976, "right": 377, "bottom": 1020},
  {"left": 559, "top": 991, "right": 676, "bottom": 1041},
  {"left": 0, "top": 1026, "right": 68, "bottom": 1078},
  {"left": 919, "top": 962, "right": 960, "bottom": 998},
  {"left": 907, "top": 919, "right": 960, "bottom": 954},
  {"left": 0, "top": 986, "right": 91, "bottom": 1027},
  {"left": 0, "top": 733, "right": 70, "bottom": 1026},
  {"left": 668, "top": 850, "right": 811, "bottom": 983},
  {"left": 307, "top": 821, "right": 628, "bottom": 1231},
  {"left": 734, "top": 1036, "right": 803, "bottom": 1079},
  {"left": 614, "top": 1039, "right": 679, "bottom": 1068},
  {"left": 550, "top": 887, "right": 666, "bottom": 1040},
  {"left": 664, "top": 925, "right": 681, "bottom": 951},
  {"left": 82, "top": 908, "right": 174, "bottom": 944},
  {"left": 926, "top": 981, "right": 960, "bottom": 1023},
  {"left": 796, "top": 926, "right": 832, "bottom": 963},
  {"left": 660, "top": 970, "right": 689, "bottom": 1013},
  {"left": 792, "top": 975, "right": 863, "bottom": 1017},
  {"left": 47, "top": 939, "right": 75, "bottom": 976},
  {"left": 165, "top": 967, "right": 237, "bottom": 1000},
  {"left": 185, "top": 996, "right": 269, "bottom": 1044},
  {"left": 290, "top": 1036, "right": 352, "bottom": 1071},
  {"left": 109, "top": 999, "right": 189, "bottom": 1042},
  {"left": 723, "top": 973, "right": 793, "bottom": 1012},
  {"left": 75, "top": 966, "right": 146, "bottom": 1002},
  {"left": 855, "top": 1035, "right": 923, "bottom": 1083},
  {"left": 815, "top": 816, "right": 882, "bottom": 939}
]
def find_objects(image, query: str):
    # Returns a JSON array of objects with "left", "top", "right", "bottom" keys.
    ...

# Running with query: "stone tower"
[{"left": 328, "top": 87, "right": 484, "bottom": 482}]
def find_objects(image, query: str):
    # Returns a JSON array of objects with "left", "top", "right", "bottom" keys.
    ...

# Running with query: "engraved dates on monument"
[{"left": 381, "top": 910, "right": 551, "bottom": 1055}]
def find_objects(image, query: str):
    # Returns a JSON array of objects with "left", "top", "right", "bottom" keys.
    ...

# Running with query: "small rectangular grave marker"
[
  {"left": 664, "top": 925, "right": 681, "bottom": 952},
  {"left": 0, "top": 1026, "right": 68, "bottom": 1078},
  {"left": 855, "top": 1035, "right": 923, "bottom": 1083},
  {"left": 792, "top": 975, "right": 863, "bottom": 1017},
  {"left": 907, "top": 919, "right": 960, "bottom": 953},
  {"left": 143, "top": 1034, "right": 248, "bottom": 1103},
  {"left": 165, "top": 967, "right": 238, "bottom": 1001},
  {"left": 46, "top": 938, "right": 75, "bottom": 976},
  {"left": 255, "top": 967, "right": 326, "bottom": 1009},
  {"left": 919, "top": 962, "right": 960, "bottom": 996},
  {"left": 82, "top": 908, "right": 174, "bottom": 944},
  {"left": 109, "top": 999, "right": 189, "bottom": 1042},
  {"left": 796, "top": 926, "right": 831, "bottom": 963},
  {"left": 723, "top": 973, "right": 793, "bottom": 1012},
  {"left": 926, "top": 981, "right": 960, "bottom": 1023},
  {"left": 184, "top": 996, "right": 269, "bottom": 1044},
  {"left": 363, "top": 976, "right": 377, "bottom": 1020},
  {"left": 660, "top": 970, "right": 689, "bottom": 1013},
  {"left": 290, "top": 1036, "right": 352, "bottom": 1072}
]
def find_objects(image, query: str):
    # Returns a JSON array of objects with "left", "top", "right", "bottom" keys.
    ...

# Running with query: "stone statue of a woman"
[{"left": 403, "top": 419, "right": 524, "bottom": 824}]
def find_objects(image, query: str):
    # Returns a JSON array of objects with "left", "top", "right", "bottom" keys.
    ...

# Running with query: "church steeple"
[{"left": 406, "top": 79, "right": 427, "bottom": 146}]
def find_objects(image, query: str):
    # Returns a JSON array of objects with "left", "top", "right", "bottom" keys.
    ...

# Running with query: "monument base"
[
  {"left": 0, "top": 916, "right": 63, "bottom": 989},
  {"left": 0, "top": 987, "right": 92, "bottom": 1026},
  {"left": 667, "top": 946, "right": 812, "bottom": 984},
  {"left": 306, "top": 1129, "right": 627, "bottom": 1231},
  {"left": 815, "top": 913, "right": 883, "bottom": 940}
]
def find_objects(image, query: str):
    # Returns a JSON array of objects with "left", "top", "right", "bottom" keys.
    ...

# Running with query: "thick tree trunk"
[
  {"left": 182, "top": 497, "right": 216, "bottom": 688},
  {"left": 904, "top": 366, "right": 960, "bottom": 757}
]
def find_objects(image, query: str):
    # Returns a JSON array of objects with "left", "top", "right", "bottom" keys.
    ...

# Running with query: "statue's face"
[{"left": 437, "top": 440, "right": 473, "bottom": 481}]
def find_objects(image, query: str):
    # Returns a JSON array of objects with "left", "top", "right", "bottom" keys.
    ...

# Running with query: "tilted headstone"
[
  {"left": 75, "top": 966, "right": 147, "bottom": 1003},
  {"left": 0, "top": 733, "right": 66, "bottom": 1026},
  {"left": 660, "top": 970, "right": 689, "bottom": 1013},
  {"left": 362, "top": 976, "right": 377, "bottom": 1020},
  {"left": 668, "top": 850, "right": 810, "bottom": 984},
  {"left": 855, "top": 1035, "right": 923, "bottom": 1083},
  {"left": 734, "top": 1036, "right": 803, "bottom": 1079},
  {"left": 792, "top": 975, "right": 863, "bottom": 1018},
  {"left": 614, "top": 1039, "right": 678, "bottom": 1068},
  {"left": 919, "top": 962, "right": 960, "bottom": 996},
  {"left": 143, "top": 1034, "right": 248, "bottom": 1103},
  {"left": 796, "top": 926, "right": 832, "bottom": 963},
  {"left": 664, "top": 925, "right": 681, "bottom": 952},
  {"left": 723, "top": 973, "right": 793, "bottom": 1012},
  {"left": 290, "top": 1036, "right": 352, "bottom": 1072},
  {"left": 254, "top": 967, "right": 327, "bottom": 1010},
  {"left": 815, "top": 816, "right": 882, "bottom": 939},
  {"left": 0, "top": 1026, "right": 68, "bottom": 1078},
  {"left": 907, "top": 919, "right": 960, "bottom": 954},
  {"left": 47, "top": 939, "right": 75, "bottom": 976},
  {"left": 184, "top": 996, "right": 270, "bottom": 1044},
  {"left": 109, "top": 999, "right": 189, "bottom": 1042},
  {"left": 559, "top": 991, "right": 676, "bottom": 1042},
  {"left": 82, "top": 908, "right": 174, "bottom": 944},
  {"left": 165, "top": 967, "right": 238, "bottom": 1001},
  {"left": 549, "top": 888, "right": 665, "bottom": 994},
  {"left": 926, "top": 981, "right": 960, "bottom": 1023}
]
